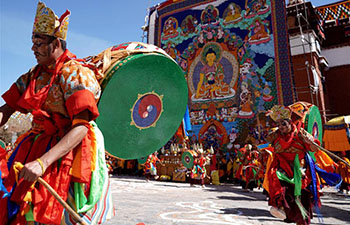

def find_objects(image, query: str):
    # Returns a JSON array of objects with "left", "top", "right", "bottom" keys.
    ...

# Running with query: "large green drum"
[
  {"left": 181, "top": 150, "right": 198, "bottom": 169},
  {"left": 289, "top": 101, "right": 323, "bottom": 144},
  {"left": 305, "top": 105, "right": 323, "bottom": 145},
  {"left": 95, "top": 42, "right": 188, "bottom": 160},
  {"left": 137, "top": 155, "right": 148, "bottom": 165}
]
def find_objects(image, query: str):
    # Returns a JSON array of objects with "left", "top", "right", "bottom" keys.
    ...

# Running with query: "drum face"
[
  {"left": 182, "top": 150, "right": 197, "bottom": 169},
  {"left": 97, "top": 53, "right": 188, "bottom": 159},
  {"left": 305, "top": 105, "right": 323, "bottom": 144},
  {"left": 289, "top": 102, "right": 323, "bottom": 145}
]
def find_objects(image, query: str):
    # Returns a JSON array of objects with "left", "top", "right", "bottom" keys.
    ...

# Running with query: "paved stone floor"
[{"left": 103, "top": 175, "right": 350, "bottom": 225}]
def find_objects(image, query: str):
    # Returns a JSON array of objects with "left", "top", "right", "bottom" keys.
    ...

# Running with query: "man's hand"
[
  {"left": 19, "top": 160, "right": 44, "bottom": 182},
  {"left": 300, "top": 128, "right": 320, "bottom": 152}
]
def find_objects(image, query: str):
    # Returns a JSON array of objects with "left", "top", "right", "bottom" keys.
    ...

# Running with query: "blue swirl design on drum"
[{"left": 131, "top": 93, "right": 163, "bottom": 129}]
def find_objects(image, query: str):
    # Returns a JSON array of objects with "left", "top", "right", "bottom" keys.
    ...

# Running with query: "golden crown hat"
[
  {"left": 267, "top": 105, "right": 292, "bottom": 122},
  {"left": 33, "top": 1, "right": 70, "bottom": 40}
]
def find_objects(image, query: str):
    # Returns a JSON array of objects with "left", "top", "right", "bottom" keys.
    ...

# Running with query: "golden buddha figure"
[{"left": 195, "top": 48, "right": 234, "bottom": 100}]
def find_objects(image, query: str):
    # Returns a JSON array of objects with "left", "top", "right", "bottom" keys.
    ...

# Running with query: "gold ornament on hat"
[
  {"left": 33, "top": 1, "right": 70, "bottom": 40},
  {"left": 267, "top": 105, "right": 292, "bottom": 122}
]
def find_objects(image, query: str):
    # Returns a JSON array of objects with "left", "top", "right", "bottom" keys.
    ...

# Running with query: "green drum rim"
[
  {"left": 0, "top": 139, "right": 5, "bottom": 149},
  {"left": 305, "top": 105, "right": 323, "bottom": 144},
  {"left": 137, "top": 155, "right": 148, "bottom": 165},
  {"left": 97, "top": 53, "right": 188, "bottom": 159},
  {"left": 182, "top": 151, "right": 195, "bottom": 169}
]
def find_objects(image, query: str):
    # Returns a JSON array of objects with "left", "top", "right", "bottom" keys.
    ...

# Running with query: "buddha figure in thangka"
[
  {"left": 249, "top": 18, "right": 270, "bottom": 44},
  {"left": 224, "top": 3, "right": 242, "bottom": 23},
  {"left": 162, "top": 17, "right": 179, "bottom": 40},
  {"left": 195, "top": 48, "right": 234, "bottom": 100}
]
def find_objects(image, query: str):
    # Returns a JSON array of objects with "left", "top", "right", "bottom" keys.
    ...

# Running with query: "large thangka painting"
[{"left": 148, "top": 0, "right": 296, "bottom": 149}]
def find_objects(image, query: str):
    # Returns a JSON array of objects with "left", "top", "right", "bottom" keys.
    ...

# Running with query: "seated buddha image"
[
  {"left": 248, "top": 18, "right": 271, "bottom": 44},
  {"left": 194, "top": 48, "right": 235, "bottom": 100},
  {"left": 162, "top": 17, "right": 179, "bottom": 41},
  {"left": 200, "top": 5, "right": 219, "bottom": 26},
  {"left": 245, "top": 0, "right": 269, "bottom": 18},
  {"left": 181, "top": 15, "right": 198, "bottom": 36},
  {"left": 223, "top": 3, "right": 242, "bottom": 24}
]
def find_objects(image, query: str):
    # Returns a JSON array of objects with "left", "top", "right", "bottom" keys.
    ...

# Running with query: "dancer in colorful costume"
[
  {"left": 240, "top": 144, "right": 253, "bottom": 190},
  {"left": 244, "top": 147, "right": 263, "bottom": 191},
  {"left": 144, "top": 152, "right": 161, "bottom": 181},
  {"left": 233, "top": 145, "right": 246, "bottom": 184},
  {"left": 0, "top": 2, "right": 114, "bottom": 224},
  {"left": 264, "top": 105, "right": 340, "bottom": 225},
  {"left": 190, "top": 149, "right": 208, "bottom": 188}
]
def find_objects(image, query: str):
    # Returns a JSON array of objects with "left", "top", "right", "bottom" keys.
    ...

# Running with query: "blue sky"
[{"left": 0, "top": 0, "right": 336, "bottom": 105}]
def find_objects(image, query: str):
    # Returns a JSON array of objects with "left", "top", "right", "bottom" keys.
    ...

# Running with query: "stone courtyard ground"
[{"left": 103, "top": 176, "right": 350, "bottom": 225}]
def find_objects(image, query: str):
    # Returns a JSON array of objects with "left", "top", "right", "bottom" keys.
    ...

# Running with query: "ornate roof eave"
[{"left": 316, "top": 0, "right": 350, "bottom": 27}]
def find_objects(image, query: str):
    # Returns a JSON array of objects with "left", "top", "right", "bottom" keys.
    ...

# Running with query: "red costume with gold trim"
[
  {"left": 265, "top": 105, "right": 341, "bottom": 225},
  {"left": 0, "top": 2, "right": 114, "bottom": 224}
]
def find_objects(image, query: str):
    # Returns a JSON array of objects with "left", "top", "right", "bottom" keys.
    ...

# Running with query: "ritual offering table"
[{"left": 157, "top": 155, "right": 182, "bottom": 179}]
